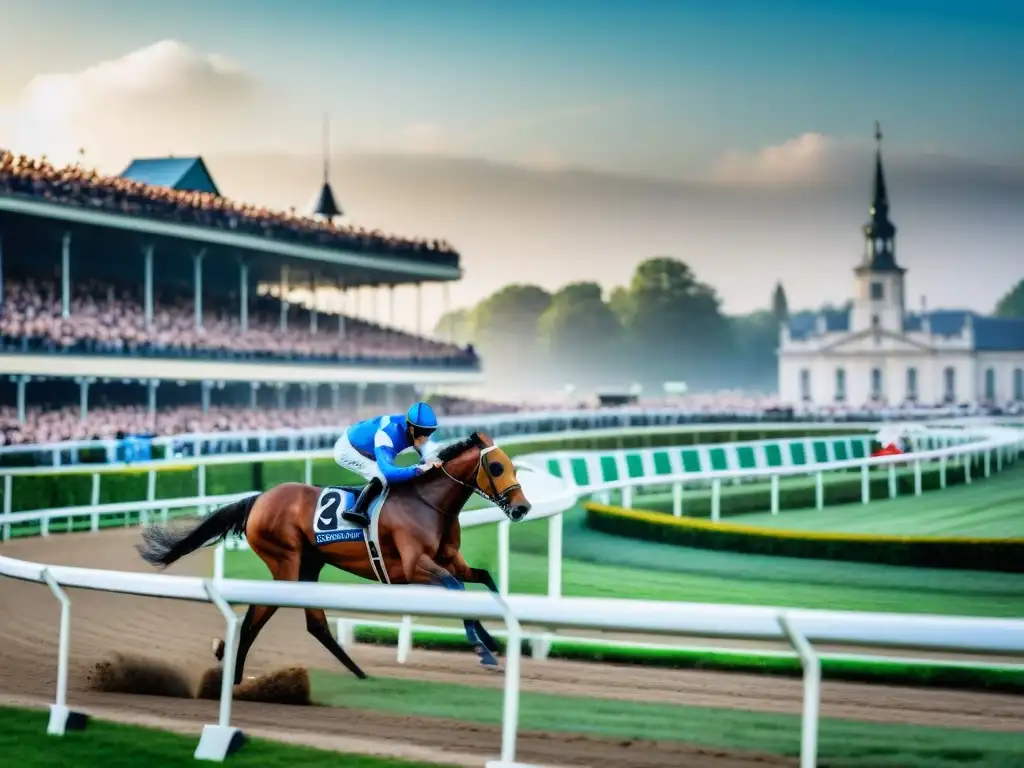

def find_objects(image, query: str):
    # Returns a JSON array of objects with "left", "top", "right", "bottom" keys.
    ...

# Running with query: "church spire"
[
  {"left": 859, "top": 121, "right": 900, "bottom": 272},
  {"left": 871, "top": 121, "right": 889, "bottom": 220}
]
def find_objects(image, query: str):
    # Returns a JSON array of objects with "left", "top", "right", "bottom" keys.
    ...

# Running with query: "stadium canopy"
[{"left": 119, "top": 157, "right": 221, "bottom": 197}]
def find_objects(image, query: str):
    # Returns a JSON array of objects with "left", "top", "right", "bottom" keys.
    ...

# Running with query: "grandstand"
[{"left": 0, "top": 150, "right": 481, "bottom": 447}]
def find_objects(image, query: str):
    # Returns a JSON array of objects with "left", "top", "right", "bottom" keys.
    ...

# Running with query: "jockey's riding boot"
[{"left": 342, "top": 477, "right": 382, "bottom": 528}]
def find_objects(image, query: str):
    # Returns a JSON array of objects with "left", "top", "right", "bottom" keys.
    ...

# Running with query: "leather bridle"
[{"left": 441, "top": 444, "right": 522, "bottom": 516}]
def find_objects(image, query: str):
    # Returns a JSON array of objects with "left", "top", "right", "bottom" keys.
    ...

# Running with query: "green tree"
[
  {"left": 729, "top": 310, "right": 779, "bottom": 390},
  {"left": 621, "top": 257, "right": 731, "bottom": 387},
  {"left": 433, "top": 307, "right": 473, "bottom": 346},
  {"left": 994, "top": 278, "right": 1024, "bottom": 318},
  {"left": 471, "top": 284, "right": 552, "bottom": 347},
  {"left": 771, "top": 282, "right": 789, "bottom": 325},
  {"left": 537, "top": 282, "right": 623, "bottom": 379}
]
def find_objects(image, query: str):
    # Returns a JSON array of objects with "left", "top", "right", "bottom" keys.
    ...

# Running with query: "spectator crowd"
[
  {"left": 0, "top": 396, "right": 516, "bottom": 448},
  {"left": 1, "top": 277, "right": 476, "bottom": 366},
  {"left": 0, "top": 151, "right": 458, "bottom": 265}
]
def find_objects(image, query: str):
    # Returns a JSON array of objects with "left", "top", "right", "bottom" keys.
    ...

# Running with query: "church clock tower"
[{"left": 850, "top": 123, "right": 906, "bottom": 334}]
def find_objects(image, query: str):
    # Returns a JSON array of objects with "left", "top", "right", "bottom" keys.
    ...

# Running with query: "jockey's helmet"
[{"left": 406, "top": 401, "right": 438, "bottom": 436}]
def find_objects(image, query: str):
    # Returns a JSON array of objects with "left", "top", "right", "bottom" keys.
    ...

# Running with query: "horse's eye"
[{"left": 488, "top": 461, "right": 505, "bottom": 477}]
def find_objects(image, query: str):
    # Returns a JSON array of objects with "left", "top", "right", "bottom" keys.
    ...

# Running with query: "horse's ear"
[{"left": 469, "top": 431, "right": 486, "bottom": 449}]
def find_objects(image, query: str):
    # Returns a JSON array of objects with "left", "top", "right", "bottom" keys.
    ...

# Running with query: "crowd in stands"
[
  {"left": 0, "top": 277, "right": 476, "bottom": 365},
  {"left": 0, "top": 151, "right": 458, "bottom": 265},
  {"left": 0, "top": 396, "right": 514, "bottom": 448}
]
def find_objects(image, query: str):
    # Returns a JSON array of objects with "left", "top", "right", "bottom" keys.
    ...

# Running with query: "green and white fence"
[{"left": 538, "top": 428, "right": 999, "bottom": 518}]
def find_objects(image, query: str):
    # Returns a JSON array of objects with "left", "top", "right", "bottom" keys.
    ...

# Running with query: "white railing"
[
  {"left": 1, "top": 551, "right": 1023, "bottom": 768},
  {"left": 0, "top": 420, "right": 912, "bottom": 534},
  {"left": 3, "top": 404, "right": 1011, "bottom": 466}
]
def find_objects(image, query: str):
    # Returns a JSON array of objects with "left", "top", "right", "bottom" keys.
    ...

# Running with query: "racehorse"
[{"left": 136, "top": 431, "right": 532, "bottom": 683}]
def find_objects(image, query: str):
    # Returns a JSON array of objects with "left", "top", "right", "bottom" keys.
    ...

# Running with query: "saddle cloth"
[{"left": 311, "top": 485, "right": 391, "bottom": 583}]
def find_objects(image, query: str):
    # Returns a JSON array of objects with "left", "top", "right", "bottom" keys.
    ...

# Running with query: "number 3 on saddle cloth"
[{"left": 312, "top": 485, "right": 391, "bottom": 583}]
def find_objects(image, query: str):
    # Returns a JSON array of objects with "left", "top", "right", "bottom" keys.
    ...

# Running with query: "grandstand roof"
[{"left": 120, "top": 157, "right": 221, "bottom": 196}]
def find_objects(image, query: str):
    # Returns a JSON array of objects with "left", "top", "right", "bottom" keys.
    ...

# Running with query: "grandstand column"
[
  {"left": 193, "top": 250, "right": 207, "bottom": 331},
  {"left": 442, "top": 282, "right": 451, "bottom": 341},
  {"left": 310, "top": 276, "right": 318, "bottom": 333},
  {"left": 239, "top": 262, "right": 249, "bottom": 332},
  {"left": 142, "top": 245, "right": 154, "bottom": 328},
  {"left": 76, "top": 376, "right": 94, "bottom": 420},
  {"left": 277, "top": 383, "right": 287, "bottom": 409},
  {"left": 15, "top": 375, "right": 29, "bottom": 424},
  {"left": 385, "top": 383, "right": 395, "bottom": 410},
  {"left": 416, "top": 282, "right": 423, "bottom": 336},
  {"left": 249, "top": 382, "right": 258, "bottom": 409},
  {"left": 61, "top": 232, "right": 71, "bottom": 318},
  {"left": 356, "top": 382, "right": 366, "bottom": 412},
  {"left": 335, "top": 279, "right": 347, "bottom": 339},
  {"left": 310, "top": 384, "right": 319, "bottom": 409},
  {"left": 389, "top": 284, "right": 396, "bottom": 326},
  {"left": 280, "top": 265, "right": 290, "bottom": 330},
  {"left": 0, "top": 234, "right": 4, "bottom": 310},
  {"left": 330, "top": 383, "right": 340, "bottom": 409},
  {"left": 147, "top": 380, "right": 159, "bottom": 415},
  {"left": 201, "top": 380, "right": 212, "bottom": 414}
]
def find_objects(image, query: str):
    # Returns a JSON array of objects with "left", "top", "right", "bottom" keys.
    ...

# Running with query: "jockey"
[{"left": 332, "top": 401, "right": 443, "bottom": 527}]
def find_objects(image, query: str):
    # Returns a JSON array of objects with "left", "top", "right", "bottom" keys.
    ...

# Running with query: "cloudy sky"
[{"left": 1, "top": 0, "right": 1022, "bottom": 331}]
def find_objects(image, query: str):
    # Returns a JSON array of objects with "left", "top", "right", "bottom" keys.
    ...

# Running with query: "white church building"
[{"left": 778, "top": 126, "right": 1024, "bottom": 408}]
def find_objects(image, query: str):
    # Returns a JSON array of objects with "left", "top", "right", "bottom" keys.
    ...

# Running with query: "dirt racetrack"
[{"left": 1, "top": 529, "right": 1022, "bottom": 768}]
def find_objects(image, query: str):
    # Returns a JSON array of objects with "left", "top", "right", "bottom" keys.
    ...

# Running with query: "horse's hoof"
[
  {"left": 476, "top": 646, "right": 500, "bottom": 669},
  {"left": 212, "top": 638, "right": 225, "bottom": 661}
]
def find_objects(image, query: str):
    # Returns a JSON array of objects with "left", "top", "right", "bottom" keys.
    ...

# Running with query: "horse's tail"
[{"left": 136, "top": 493, "right": 260, "bottom": 569}]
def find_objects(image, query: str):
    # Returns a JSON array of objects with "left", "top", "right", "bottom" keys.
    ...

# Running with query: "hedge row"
[
  {"left": 584, "top": 502, "right": 1024, "bottom": 572},
  {"left": 627, "top": 460, "right": 977, "bottom": 519},
  {"left": 352, "top": 626, "right": 1024, "bottom": 694},
  {"left": 1, "top": 426, "right": 855, "bottom": 514}
]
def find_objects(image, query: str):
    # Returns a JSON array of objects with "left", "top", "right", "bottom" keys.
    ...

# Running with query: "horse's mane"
[{"left": 436, "top": 431, "right": 485, "bottom": 462}]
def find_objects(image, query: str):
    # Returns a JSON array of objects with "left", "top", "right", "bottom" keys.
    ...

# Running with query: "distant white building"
[{"left": 778, "top": 125, "right": 1024, "bottom": 408}]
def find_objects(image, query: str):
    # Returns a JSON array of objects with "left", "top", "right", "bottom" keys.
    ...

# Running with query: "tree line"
[
  {"left": 437, "top": 257, "right": 1024, "bottom": 397},
  {"left": 435, "top": 257, "right": 789, "bottom": 394}
]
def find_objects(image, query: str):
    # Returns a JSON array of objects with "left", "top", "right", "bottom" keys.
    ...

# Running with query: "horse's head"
[{"left": 438, "top": 431, "right": 532, "bottom": 521}]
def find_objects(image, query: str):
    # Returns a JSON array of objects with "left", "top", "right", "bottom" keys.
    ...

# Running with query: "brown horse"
[{"left": 137, "top": 431, "right": 531, "bottom": 683}]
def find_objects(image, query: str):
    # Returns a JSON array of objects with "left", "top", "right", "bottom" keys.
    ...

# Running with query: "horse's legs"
[
  {"left": 228, "top": 604, "right": 279, "bottom": 684},
  {"left": 400, "top": 547, "right": 499, "bottom": 668},
  {"left": 448, "top": 554, "right": 500, "bottom": 654},
  {"left": 298, "top": 552, "right": 367, "bottom": 679},
  {"left": 212, "top": 548, "right": 297, "bottom": 683}
]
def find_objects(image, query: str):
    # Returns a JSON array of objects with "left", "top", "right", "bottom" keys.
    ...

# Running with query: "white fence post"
[
  {"left": 195, "top": 580, "right": 244, "bottom": 761},
  {"left": 304, "top": 457, "right": 313, "bottom": 485},
  {"left": 41, "top": 568, "right": 84, "bottom": 736},
  {"left": 213, "top": 542, "right": 226, "bottom": 582},
  {"left": 770, "top": 474, "right": 780, "bottom": 515},
  {"left": 814, "top": 471, "right": 824, "bottom": 510},
  {"left": 710, "top": 479, "right": 722, "bottom": 522},
  {"left": 3, "top": 474, "right": 12, "bottom": 541},
  {"left": 914, "top": 460, "right": 923, "bottom": 496},
  {"left": 672, "top": 482, "right": 683, "bottom": 517},
  {"left": 497, "top": 519, "right": 510, "bottom": 596},
  {"left": 144, "top": 469, "right": 157, "bottom": 526},
  {"left": 888, "top": 463, "right": 897, "bottom": 499},
  {"left": 90, "top": 473, "right": 101, "bottom": 532},
  {"left": 396, "top": 615, "right": 414, "bottom": 664},
  {"left": 860, "top": 464, "right": 870, "bottom": 504},
  {"left": 778, "top": 613, "right": 820, "bottom": 768},
  {"left": 491, "top": 592, "right": 524, "bottom": 768}
]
